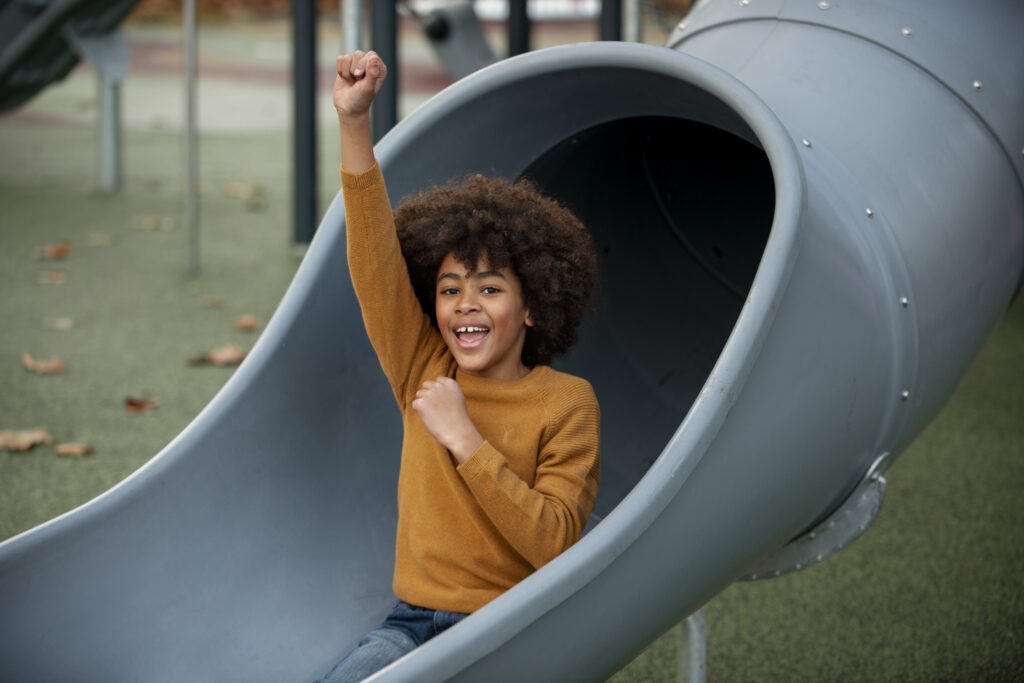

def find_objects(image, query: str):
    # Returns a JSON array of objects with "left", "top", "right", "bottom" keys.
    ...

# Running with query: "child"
[{"left": 321, "top": 51, "right": 600, "bottom": 682}]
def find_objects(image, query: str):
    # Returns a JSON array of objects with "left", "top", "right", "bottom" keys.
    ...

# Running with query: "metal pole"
[
  {"left": 624, "top": 0, "right": 642, "bottom": 43},
  {"left": 184, "top": 0, "right": 199, "bottom": 274},
  {"left": 293, "top": 0, "right": 318, "bottom": 244},
  {"left": 370, "top": 0, "right": 397, "bottom": 142},
  {"left": 341, "top": 0, "right": 362, "bottom": 53},
  {"left": 677, "top": 609, "right": 707, "bottom": 683},
  {"left": 98, "top": 73, "right": 121, "bottom": 192},
  {"left": 600, "top": 0, "right": 622, "bottom": 41},
  {"left": 508, "top": 0, "right": 529, "bottom": 56}
]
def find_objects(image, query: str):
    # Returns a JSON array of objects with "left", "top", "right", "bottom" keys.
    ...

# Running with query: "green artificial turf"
[{"left": 0, "top": 121, "right": 307, "bottom": 540}]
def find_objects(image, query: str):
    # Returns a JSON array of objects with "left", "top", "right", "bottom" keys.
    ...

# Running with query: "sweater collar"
[{"left": 454, "top": 364, "right": 549, "bottom": 392}]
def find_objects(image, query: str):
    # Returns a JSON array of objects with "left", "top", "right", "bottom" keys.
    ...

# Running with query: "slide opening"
[{"left": 524, "top": 115, "right": 776, "bottom": 517}]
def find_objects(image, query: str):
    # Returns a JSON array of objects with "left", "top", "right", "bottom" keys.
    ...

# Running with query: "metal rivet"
[
  {"left": 817, "top": 1, "right": 831, "bottom": 9},
  {"left": 678, "top": 21, "right": 687, "bottom": 30},
  {"left": 900, "top": 296, "right": 909, "bottom": 307},
  {"left": 865, "top": 208, "right": 874, "bottom": 217},
  {"left": 901, "top": 390, "right": 910, "bottom": 401},
  {"left": 740, "top": 0, "right": 750, "bottom": 6},
  {"left": 801, "top": 138, "right": 812, "bottom": 148},
  {"left": 973, "top": 80, "right": 983, "bottom": 91},
  {"left": 901, "top": 27, "right": 912, "bottom": 37}
]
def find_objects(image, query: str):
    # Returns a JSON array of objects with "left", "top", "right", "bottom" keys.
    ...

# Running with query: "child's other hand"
[
  {"left": 412, "top": 377, "right": 484, "bottom": 464},
  {"left": 334, "top": 51, "right": 387, "bottom": 118}
]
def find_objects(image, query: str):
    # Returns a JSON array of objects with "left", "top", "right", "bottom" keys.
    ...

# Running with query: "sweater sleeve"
[
  {"left": 456, "top": 382, "right": 600, "bottom": 569},
  {"left": 341, "top": 162, "right": 444, "bottom": 403}
]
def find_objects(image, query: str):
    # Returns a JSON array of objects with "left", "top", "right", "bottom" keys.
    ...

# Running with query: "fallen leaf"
[
  {"left": 234, "top": 314, "right": 259, "bottom": 331},
  {"left": 38, "top": 270, "right": 66, "bottom": 285},
  {"left": 133, "top": 215, "right": 158, "bottom": 230},
  {"left": 221, "top": 180, "right": 255, "bottom": 198},
  {"left": 44, "top": 316, "right": 74, "bottom": 330},
  {"left": 189, "top": 344, "right": 246, "bottom": 366},
  {"left": 222, "top": 181, "right": 267, "bottom": 212},
  {"left": 201, "top": 296, "right": 224, "bottom": 309},
  {"left": 0, "top": 428, "right": 52, "bottom": 452},
  {"left": 35, "top": 241, "right": 72, "bottom": 260},
  {"left": 132, "top": 215, "right": 175, "bottom": 232},
  {"left": 245, "top": 187, "right": 267, "bottom": 213},
  {"left": 22, "top": 352, "right": 68, "bottom": 374},
  {"left": 125, "top": 396, "right": 159, "bottom": 413},
  {"left": 55, "top": 442, "right": 92, "bottom": 457}
]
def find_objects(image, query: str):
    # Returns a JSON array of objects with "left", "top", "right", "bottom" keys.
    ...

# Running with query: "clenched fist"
[{"left": 412, "top": 377, "right": 484, "bottom": 464}]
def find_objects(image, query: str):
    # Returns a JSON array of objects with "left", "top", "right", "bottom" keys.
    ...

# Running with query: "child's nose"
[{"left": 456, "top": 292, "right": 479, "bottom": 312}]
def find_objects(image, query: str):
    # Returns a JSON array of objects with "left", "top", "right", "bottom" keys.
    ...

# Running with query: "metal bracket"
[
  {"left": 741, "top": 453, "right": 890, "bottom": 580},
  {"left": 62, "top": 25, "right": 129, "bottom": 193}
]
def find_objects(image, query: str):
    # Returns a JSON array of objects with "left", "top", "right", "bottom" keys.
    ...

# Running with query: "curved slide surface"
[{"left": 1, "top": 1, "right": 1022, "bottom": 681}]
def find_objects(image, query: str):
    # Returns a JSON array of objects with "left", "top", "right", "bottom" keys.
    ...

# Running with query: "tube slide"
[{"left": 1, "top": 1, "right": 1021, "bottom": 681}]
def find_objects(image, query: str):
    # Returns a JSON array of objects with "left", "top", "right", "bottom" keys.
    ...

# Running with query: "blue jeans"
[{"left": 319, "top": 601, "right": 469, "bottom": 682}]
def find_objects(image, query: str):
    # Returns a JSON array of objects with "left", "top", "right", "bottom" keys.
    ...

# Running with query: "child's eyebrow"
[
  {"left": 473, "top": 270, "right": 507, "bottom": 281},
  {"left": 436, "top": 270, "right": 507, "bottom": 284}
]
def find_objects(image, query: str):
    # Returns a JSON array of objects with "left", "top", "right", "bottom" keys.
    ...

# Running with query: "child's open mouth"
[{"left": 454, "top": 326, "right": 489, "bottom": 348}]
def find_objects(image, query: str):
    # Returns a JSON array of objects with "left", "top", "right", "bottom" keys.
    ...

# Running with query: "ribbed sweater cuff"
[
  {"left": 340, "top": 160, "right": 382, "bottom": 189},
  {"left": 457, "top": 441, "right": 498, "bottom": 481}
]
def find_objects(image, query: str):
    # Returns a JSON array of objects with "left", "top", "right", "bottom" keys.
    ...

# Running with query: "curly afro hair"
[{"left": 394, "top": 174, "right": 597, "bottom": 368}]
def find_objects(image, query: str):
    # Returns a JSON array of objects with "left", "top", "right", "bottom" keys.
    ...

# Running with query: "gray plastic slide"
[{"left": 1, "top": 1, "right": 1022, "bottom": 681}]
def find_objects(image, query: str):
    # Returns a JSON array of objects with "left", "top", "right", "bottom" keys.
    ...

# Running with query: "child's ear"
[{"left": 525, "top": 310, "right": 535, "bottom": 327}]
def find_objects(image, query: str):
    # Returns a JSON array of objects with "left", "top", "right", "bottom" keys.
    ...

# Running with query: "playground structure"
[{"left": 1, "top": 1, "right": 1022, "bottom": 682}]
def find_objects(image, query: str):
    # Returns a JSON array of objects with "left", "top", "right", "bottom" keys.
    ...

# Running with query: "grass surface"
[{"left": 2, "top": 43, "right": 1023, "bottom": 681}]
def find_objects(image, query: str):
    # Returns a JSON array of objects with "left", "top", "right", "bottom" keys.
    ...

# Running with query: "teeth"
[{"left": 456, "top": 326, "right": 488, "bottom": 335}]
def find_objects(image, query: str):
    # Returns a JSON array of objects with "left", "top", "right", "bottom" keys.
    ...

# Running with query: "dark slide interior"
[{"left": 524, "top": 116, "right": 775, "bottom": 518}]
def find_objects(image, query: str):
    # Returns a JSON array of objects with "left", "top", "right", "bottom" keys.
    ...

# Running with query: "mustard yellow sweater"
[{"left": 341, "top": 162, "right": 600, "bottom": 614}]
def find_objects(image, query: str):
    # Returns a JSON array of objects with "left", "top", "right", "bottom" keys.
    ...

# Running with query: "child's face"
[{"left": 435, "top": 251, "right": 534, "bottom": 380}]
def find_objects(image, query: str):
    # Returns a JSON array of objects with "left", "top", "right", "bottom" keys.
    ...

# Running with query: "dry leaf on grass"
[
  {"left": 35, "top": 241, "right": 72, "bottom": 260},
  {"left": 125, "top": 397, "right": 159, "bottom": 413},
  {"left": 0, "top": 428, "right": 52, "bottom": 452},
  {"left": 22, "top": 352, "right": 68, "bottom": 374},
  {"left": 234, "top": 314, "right": 259, "bottom": 331},
  {"left": 133, "top": 215, "right": 175, "bottom": 232},
  {"left": 38, "top": 270, "right": 66, "bottom": 285},
  {"left": 189, "top": 344, "right": 246, "bottom": 366},
  {"left": 221, "top": 181, "right": 267, "bottom": 212},
  {"left": 43, "top": 316, "right": 74, "bottom": 330},
  {"left": 55, "top": 442, "right": 93, "bottom": 457},
  {"left": 222, "top": 181, "right": 255, "bottom": 198},
  {"left": 201, "top": 296, "right": 224, "bottom": 309}
]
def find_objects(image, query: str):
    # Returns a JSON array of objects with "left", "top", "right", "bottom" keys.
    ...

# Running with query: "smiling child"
[{"left": 320, "top": 51, "right": 600, "bottom": 682}]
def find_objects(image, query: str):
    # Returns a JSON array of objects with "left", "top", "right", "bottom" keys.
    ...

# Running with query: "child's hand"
[
  {"left": 334, "top": 51, "right": 388, "bottom": 119},
  {"left": 412, "top": 377, "right": 484, "bottom": 464}
]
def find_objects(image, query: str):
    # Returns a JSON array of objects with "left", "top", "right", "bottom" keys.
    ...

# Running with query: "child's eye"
[
  {"left": 481, "top": 286, "right": 501, "bottom": 295},
  {"left": 439, "top": 287, "right": 459, "bottom": 296}
]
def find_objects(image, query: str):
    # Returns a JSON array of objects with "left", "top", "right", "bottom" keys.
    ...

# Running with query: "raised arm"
[
  {"left": 334, "top": 51, "right": 387, "bottom": 173},
  {"left": 336, "top": 52, "right": 443, "bottom": 402}
]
